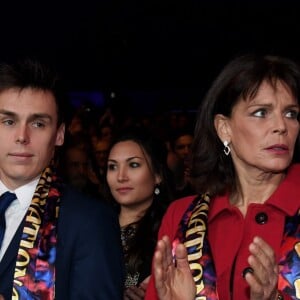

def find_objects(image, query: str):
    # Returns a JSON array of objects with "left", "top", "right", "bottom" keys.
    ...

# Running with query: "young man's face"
[{"left": 0, "top": 88, "right": 65, "bottom": 189}]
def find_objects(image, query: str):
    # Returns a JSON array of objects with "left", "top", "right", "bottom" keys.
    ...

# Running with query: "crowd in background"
[
  {"left": 55, "top": 99, "right": 198, "bottom": 298},
  {"left": 57, "top": 99, "right": 198, "bottom": 201}
]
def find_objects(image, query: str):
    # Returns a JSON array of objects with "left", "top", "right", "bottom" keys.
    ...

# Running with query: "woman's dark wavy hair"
[
  {"left": 103, "top": 125, "right": 174, "bottom": 281},
  {"left": 191, "top": 54, "right": 300, "bottom": 197}
]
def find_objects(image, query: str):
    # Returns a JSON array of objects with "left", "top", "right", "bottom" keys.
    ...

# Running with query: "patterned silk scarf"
[
  {"left": 174, "top": 193, "right": 218, "bottom": 300},
  {"left": 12, "top": 167, "right": 62, "bottom": 300},
  {"left": 278, "top": 212, "right": 300, "bottom": 298}
]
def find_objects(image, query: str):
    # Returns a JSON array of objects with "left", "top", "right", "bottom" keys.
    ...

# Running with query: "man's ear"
[
  {"left": 214, "top": 114, "right": 231, "bottom": 142},
  {"left": 55, "top": 123, "right": 65, "bottom": 146}
]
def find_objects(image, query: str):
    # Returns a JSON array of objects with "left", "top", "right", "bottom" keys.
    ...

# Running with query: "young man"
[{"left": 0, "top": 59, "right": 124, "bottom": 299}]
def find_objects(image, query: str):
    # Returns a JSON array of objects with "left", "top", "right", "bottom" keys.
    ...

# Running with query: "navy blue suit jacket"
[{"left": 0, "top": 185, "right": 124, "bottom": 299}]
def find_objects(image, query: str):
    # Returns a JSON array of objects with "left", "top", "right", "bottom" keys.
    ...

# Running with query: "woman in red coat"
[{"left": 146, "top": 54, "right": 300, "bottom": 300}]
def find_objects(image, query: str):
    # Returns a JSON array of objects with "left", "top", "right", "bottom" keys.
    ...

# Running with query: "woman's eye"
[
  {"left": 107, "top": 164, "right": 117, "bottom": 171},
  {"left": 130, "top": 162, "right": 140, "bottom": 168},
  {"left": 252, "top": 109, "right": 267, "bottom": 117},
  {"left": 286, "top": 110, "right": 299, "bottom": 119}
]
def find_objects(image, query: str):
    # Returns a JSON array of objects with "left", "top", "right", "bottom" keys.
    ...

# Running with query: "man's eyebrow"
[
  {"left": 0, "top": 109, "right": 16, "bottom": 116},
  {"left": 0, "top": 110, "right": 53, "bottom": 121},
  {"left": 30, "top": 113, "right": 53, "bottom": 120}
]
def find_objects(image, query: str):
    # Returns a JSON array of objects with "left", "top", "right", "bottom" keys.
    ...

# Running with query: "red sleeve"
[{"left": 145, "top": 196, "right": 196, "bottom": 300}]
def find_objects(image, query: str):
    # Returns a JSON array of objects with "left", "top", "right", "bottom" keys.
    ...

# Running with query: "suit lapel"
[{"left": 0, "top": 220, "right": 24, "bottom": 276}]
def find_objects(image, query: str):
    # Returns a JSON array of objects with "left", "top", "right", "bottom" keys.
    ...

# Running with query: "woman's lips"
[
  {"left": 116, "top": 187, "right": 133, "bottom": 194},
  {"left": 265, "top": 144, "right": 289, "bottom": 154}
]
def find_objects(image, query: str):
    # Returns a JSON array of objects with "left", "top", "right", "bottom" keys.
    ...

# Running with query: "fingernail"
[{"left": 242, "top": 267, "right": 254, "bottom": 278}]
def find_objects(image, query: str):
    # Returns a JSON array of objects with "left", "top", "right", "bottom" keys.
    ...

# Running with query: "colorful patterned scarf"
[
  {"left": 278, "top": 212, "right": 300, "bottom": 298},
  {"left": 174, "top": 193, "right": 218, "bottom": 300},
  {"left": 12, "top": 167, "right": 62, "bottom": 300}
]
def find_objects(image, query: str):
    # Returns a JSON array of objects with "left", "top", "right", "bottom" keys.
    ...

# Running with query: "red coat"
[{"left": 146, "top": 164, "right": 300, "bottom": 300}]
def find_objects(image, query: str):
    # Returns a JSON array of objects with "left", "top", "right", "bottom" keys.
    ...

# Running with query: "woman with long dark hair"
[{"left": 105, "top": 126, "right": 174, "bottom": 299}]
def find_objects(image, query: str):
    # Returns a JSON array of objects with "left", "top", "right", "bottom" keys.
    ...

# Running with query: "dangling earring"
[
  {"left": 154, "top": 186, "right": 160, "bottom": 195},
  {"left": 223, "top": 141, "right": 231, "bottom": 156}
]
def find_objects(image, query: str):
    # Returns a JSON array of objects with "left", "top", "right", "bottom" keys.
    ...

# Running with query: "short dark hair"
[
  {"left": 0, "top": 58, "right": 67, "bottom": 126},
  {"left": 191, "top": 54, "right": 300, "bottom": 196}
]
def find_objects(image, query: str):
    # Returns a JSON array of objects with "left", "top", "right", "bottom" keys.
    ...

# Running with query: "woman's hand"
[
  {"left": 153, "top": 235, "right": 196, "bottom": 300},
  {"left": 123, "top": 276, "right": 150, "bottom": 300},
  {"left": 245, "top": 236, "right": 279, "bottom": 300},
  {"left": 124, "top": 285, "right": 146, "bottom": 300}
]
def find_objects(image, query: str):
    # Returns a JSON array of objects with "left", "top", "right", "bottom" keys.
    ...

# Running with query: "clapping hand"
[
  {"left": 245, "top": 236, "right": 280, "bottom": 300},
  {"left": 153, "top": 235, "right": 196, "bottom": 300}
]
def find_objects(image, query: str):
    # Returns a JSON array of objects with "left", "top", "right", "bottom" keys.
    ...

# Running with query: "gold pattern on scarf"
[
  {"left": 12, "top": 167, "right": 58, "bottom": 299},
  {"left": 184, "top": 194, "right": 210, "bottom": 298}
]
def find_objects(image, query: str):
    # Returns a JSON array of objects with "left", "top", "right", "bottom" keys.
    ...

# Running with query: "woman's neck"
[
  {"left": 119, "top": 202, "right": 151, "bottom": 227},
  {"left": 230, "top": 170, "right": 286, "bottom": 216}
]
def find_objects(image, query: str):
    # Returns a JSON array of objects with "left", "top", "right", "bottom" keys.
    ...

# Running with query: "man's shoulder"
[
  {"left": 58, "top": 185, "right": 115, "bottom": 220},
  {"left": 60, "top": 184, "right": 105, "bottom": 204}
]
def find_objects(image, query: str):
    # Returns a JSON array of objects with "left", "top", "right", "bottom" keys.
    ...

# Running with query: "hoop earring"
[{"left": 223, "top": 141, "right": 231, "bottom": 156}]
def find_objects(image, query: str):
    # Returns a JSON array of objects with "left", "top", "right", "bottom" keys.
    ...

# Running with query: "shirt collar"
[{"left": 0, "top": 177, "right": 40, "bottom": 209}]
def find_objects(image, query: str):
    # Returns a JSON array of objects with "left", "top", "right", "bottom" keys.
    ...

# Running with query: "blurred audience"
[
  {"left": 60, "top": 145, "right": 101, "bottom": 197},
  {"left": 167, "top": 128, "right": 196, "bottom": 198},
  {"left": 92, "top": 137, "right": 111, "bottom": 187},
  {"left": 64, "top": 98, "right": 198, "bottom": 202}
]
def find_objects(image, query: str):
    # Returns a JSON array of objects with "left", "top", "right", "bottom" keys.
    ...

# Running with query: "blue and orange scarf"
[{"left": 12, "top": 167, "right": 62, "bottom": 300}]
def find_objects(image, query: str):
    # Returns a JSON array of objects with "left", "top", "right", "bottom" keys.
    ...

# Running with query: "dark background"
[{"left": 1, "top": 0, "right": 300, "bottom": 111}]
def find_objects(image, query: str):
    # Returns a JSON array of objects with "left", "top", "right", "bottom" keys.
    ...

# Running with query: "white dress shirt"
[{"left": 0, "top": 178, "right": 40, "bottom": 260}]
